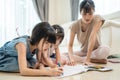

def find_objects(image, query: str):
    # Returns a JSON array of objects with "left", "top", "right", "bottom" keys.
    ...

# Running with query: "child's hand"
[
  {"left": 33, "top": 62, "right": 45, "bottom": 69},
  {"left": 58, "top": 67, "right": 63, "bottom": 71},
  {"left": 33, "top": 61, "right": 40, "bottom": 69},
  {"left": 51, "top": 64, "right": 58, "bottom": 68},
  {"left": 48, "top": 67, "right": 63, "bottom": 76},
  {"left": 39, "top": 63, "right": 45, "bottom": 69}
]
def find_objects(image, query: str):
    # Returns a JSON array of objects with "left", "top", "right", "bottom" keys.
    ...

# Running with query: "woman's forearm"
[
  {"left": 86, "top": 34, "right": 96, "bottom": 61},
  {"left": 86, "top": 21, "right": 102, "bottom": 61},
  {"left": 68, "top": 45, "right": 73, "bottom": 57}
]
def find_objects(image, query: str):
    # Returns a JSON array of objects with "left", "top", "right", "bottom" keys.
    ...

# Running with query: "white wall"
[{"left": 49, "top": 0, "right": 71, "bottom": 25}]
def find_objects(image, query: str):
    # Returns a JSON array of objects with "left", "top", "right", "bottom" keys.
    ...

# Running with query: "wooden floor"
[{"left": 0, "top": 62, "right": 120, "bottom": 80}]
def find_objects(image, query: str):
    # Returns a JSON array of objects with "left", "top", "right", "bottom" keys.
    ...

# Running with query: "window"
[
  {"left": 94, "top": 0, "right": 120, "bottom": 15},
  {"left": 0, "top": 0, "right": 40, "bottom": 46}
]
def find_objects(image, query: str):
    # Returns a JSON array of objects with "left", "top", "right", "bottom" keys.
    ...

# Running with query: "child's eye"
[
  {"left": 45, "top": 41, "right": 49, "bottom": 44},
  {"left": 89, "top": 13, "right": 93, "bottom": 15}
]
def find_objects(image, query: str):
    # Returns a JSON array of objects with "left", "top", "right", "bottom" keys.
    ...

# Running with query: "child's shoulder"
[
  {"left": 10, "top": 35, "right": 30, "bottom": 46},
  {"left": 13, "top": 35, "right": 29, "bottom": 40}
]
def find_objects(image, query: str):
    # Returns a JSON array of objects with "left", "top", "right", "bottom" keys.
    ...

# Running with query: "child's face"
[
  {"left": 52, "top": 37, "right": 62, "bottom": 49},
  {"left": 37, "top": 38, "right": 51, "bottom": 52},
  {"left": 55, "top": 37, "right": 62, "bottom": 46},
  {"left": 81, "top": 10, "right": 94, "bottom": 24}
]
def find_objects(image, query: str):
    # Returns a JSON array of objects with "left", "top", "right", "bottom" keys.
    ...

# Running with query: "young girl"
[
  {"left": 0, "top": 22, "right": 63, "bottom": 76},
  {"left": 51, "top": 25, "right": 67, "bottom": 65},
  {"left": 38, "top": 25, "right": 67, "bottom": 68},
  {"left": 67, "top": 0, "right": 110, "bottom": 65}
]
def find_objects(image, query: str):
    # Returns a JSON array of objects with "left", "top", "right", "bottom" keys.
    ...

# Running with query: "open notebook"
[
  {"left": 57, "top": 64, "right": 87, "bottom": 78},
  {"left": 57, "top": 64, "right": 112, "bottom": 78}
]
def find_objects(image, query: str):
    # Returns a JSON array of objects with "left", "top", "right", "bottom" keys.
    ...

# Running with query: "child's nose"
[{"left": 47, "top": 43, "right": 51, "bottom": 48}]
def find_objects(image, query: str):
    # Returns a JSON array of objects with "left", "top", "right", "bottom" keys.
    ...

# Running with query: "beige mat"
[{"left": 0, "top": 62, "right": 120, "bottom": 80}]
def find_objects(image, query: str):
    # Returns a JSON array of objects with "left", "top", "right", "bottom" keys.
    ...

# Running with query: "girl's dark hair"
[
  {"left": 80, "top": 0, "right": 95, "bottom": 13},
  {"left": 30, "top": 22, "right": 56, "bottom": 45},
  {"left": 52, "top": 25, "right": 64, "bottom": 43}
]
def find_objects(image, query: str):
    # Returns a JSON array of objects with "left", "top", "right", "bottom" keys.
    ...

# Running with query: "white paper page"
[{"left": 57, "top": 64, "right": 88, "bottom": 78}]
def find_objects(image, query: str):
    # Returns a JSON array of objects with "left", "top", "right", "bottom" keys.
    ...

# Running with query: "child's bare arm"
[
  {"left": 42, "top": 49, "right": 57, "bottom": 68},
  {"left": 55, "top": 47, "right": 61, "bottom": 63},
  {"left": 42, "top": 55, "right": 57, "bottom": 68},
  {"left": 16, "top": 43, "right": 62, "bottom": 76}
]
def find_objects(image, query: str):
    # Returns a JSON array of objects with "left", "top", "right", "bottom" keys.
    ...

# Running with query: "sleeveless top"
[
  {"left": 70, "top": 15, "right": 104, "bottom": 53},
  {"left": 0, "top": 35, "right": 37, "bottom": 72}
]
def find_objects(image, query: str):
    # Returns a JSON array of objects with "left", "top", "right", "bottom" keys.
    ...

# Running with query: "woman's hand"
[
  {"left": 83, "top": 60, "right": 92, "bottom": 66},
  {"left": 67, "top": 54, "right": 76, "bottom": 66},
  {"left": 83, "top": 59, "right": 95, "bottom": 66}
]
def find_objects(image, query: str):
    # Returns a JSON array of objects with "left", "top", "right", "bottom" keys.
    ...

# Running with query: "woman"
[{"left": 67, "top": 0, "right": 110, "bottom": 65}]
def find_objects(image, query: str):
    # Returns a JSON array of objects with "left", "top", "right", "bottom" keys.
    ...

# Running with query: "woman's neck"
[{"left": 81, "top": 20, "right": 89, "bottom": 32}]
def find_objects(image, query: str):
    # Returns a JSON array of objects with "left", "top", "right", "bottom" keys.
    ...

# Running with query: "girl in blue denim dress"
[{"left": 0, "top": 22, "right": 63, "bottom": 76}]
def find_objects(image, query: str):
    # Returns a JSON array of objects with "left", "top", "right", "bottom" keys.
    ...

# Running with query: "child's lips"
[{"left": 44, "top": 49, "right": 47, "bottom": 51}]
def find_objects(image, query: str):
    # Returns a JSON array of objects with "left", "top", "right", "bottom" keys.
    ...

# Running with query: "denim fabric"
[{"left": 0, "top": 35, "right": 36, "bottom": 72}]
